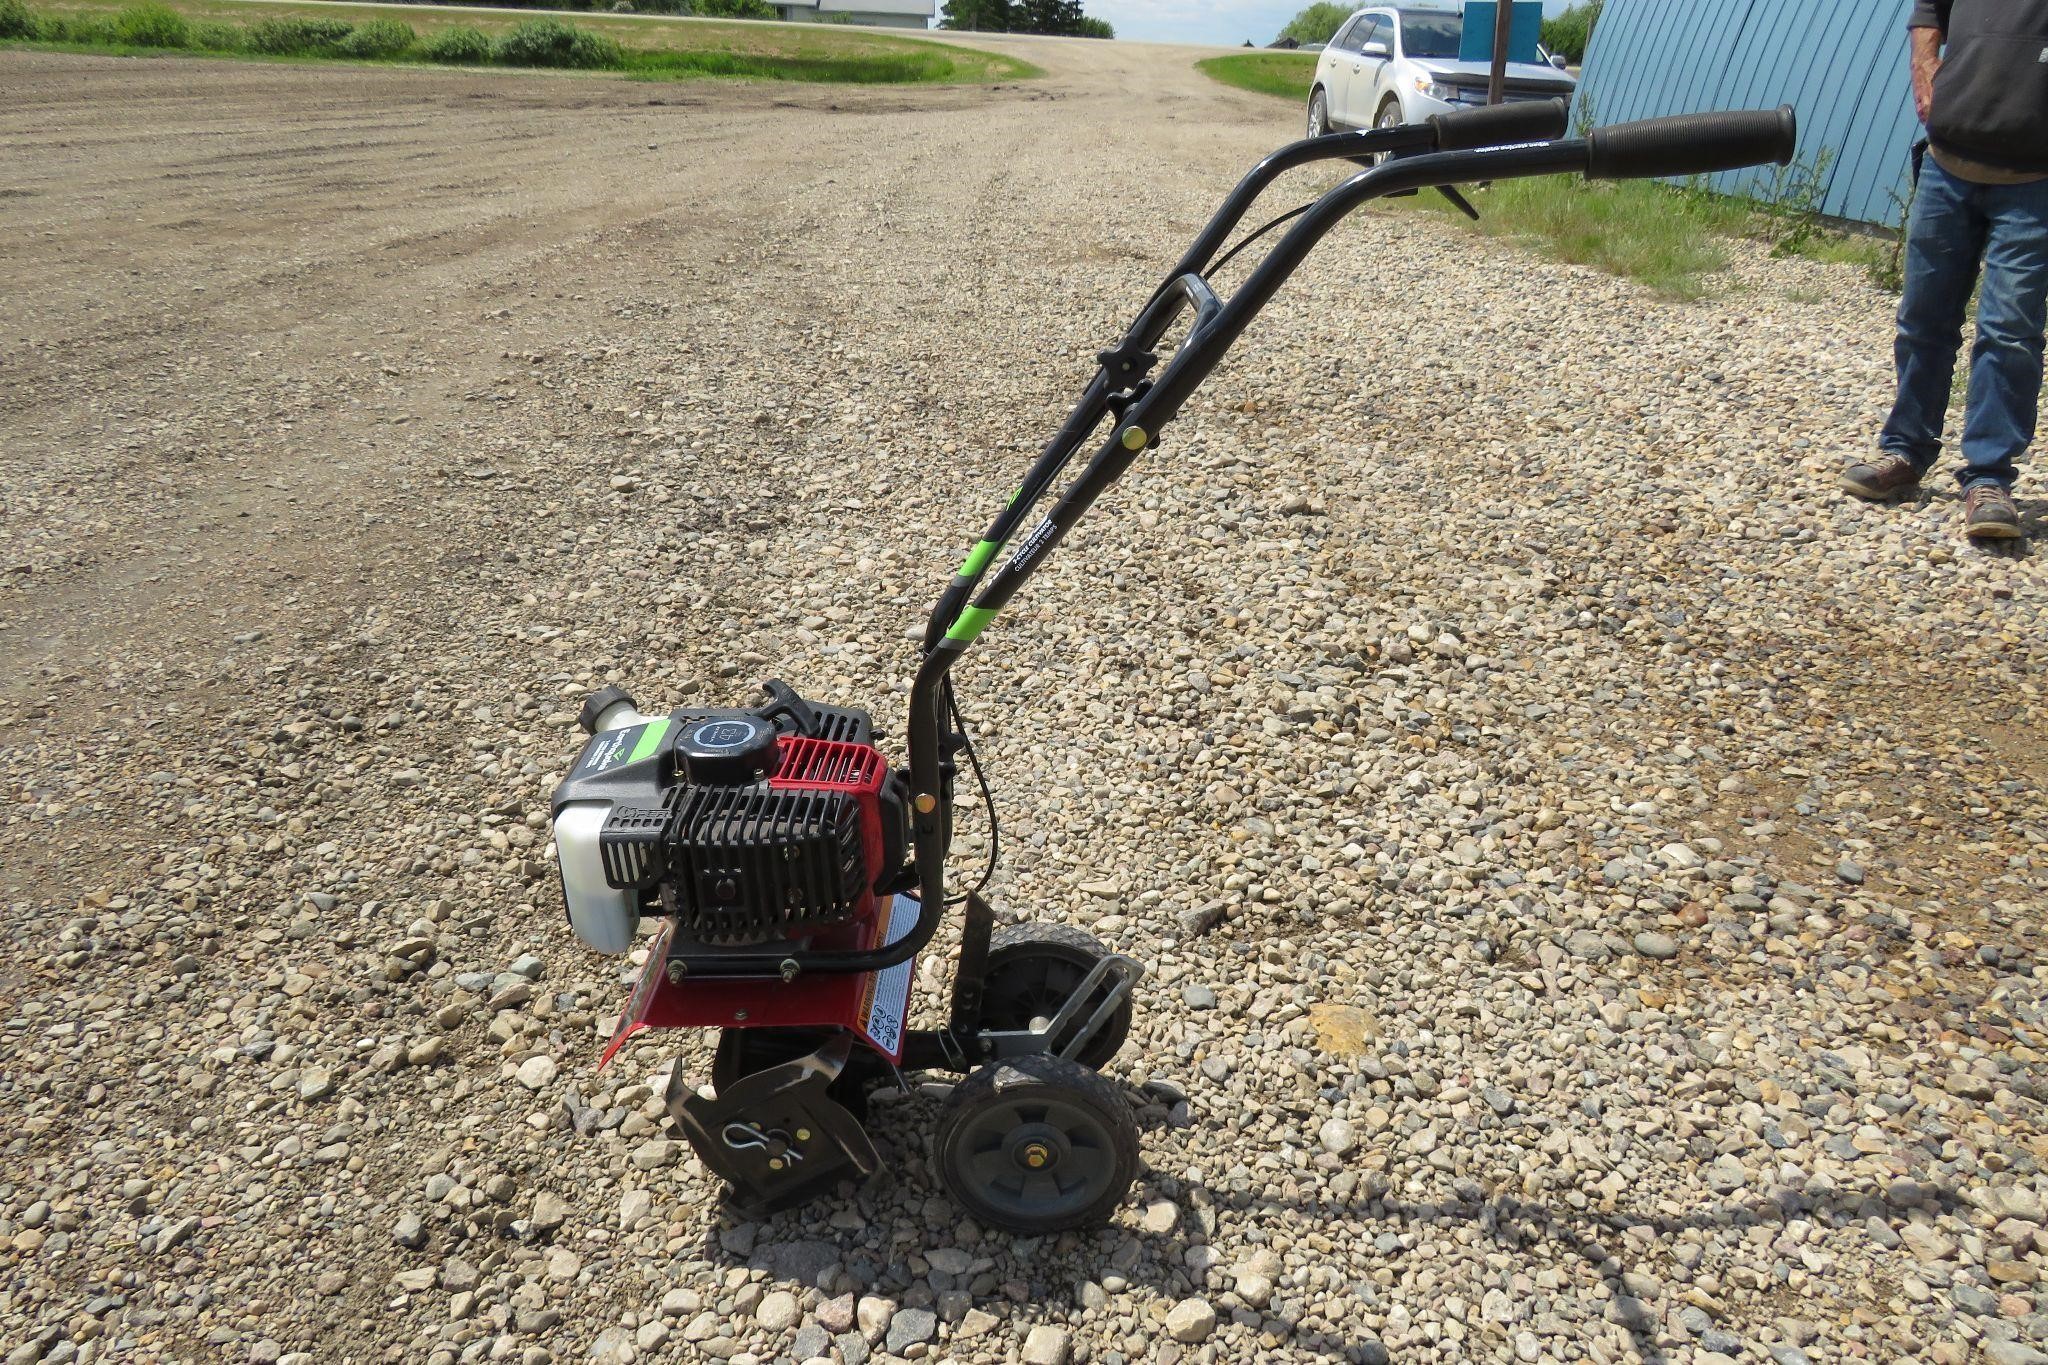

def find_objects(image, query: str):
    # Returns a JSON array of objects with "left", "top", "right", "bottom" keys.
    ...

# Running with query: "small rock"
[
  {"left": 1021, "top": 1325, "right": 1071, "bottom": 1365},
  {"left": 883, "top": 1308, "right": 936, "bottom": 1355},
  {"left": 532, "top": 1190, "right": 568, "bottom": 1231},
  {"left": 393, "top": 1213, "right": 426, "bottom": 1250},
  {"left": 1633, "top": 932, "right": 1680, "bottom": 960},
  {"left": 516, "top": 1056, "right": 557, "bottom": 1090},
  {"left": 856, "top": 1296, "right": 895, "bottom": 1343},
  {"left": 1318, "top": 1118, "right": 1357, "bottom": 1156},
  {"left": 926, "top": 1247, "right": 973, "bottom": 1275},
  {"left": 1164, "top": 1298, "right": 1217, "bottom": 1344},
  {"left": 756, "top": 1291, "right": 800, "bottom": 1333},
  {"left": 815, "top": 1294, "right": 856, "bottom": 1334},
  {"left": 630, "top": 1139, "right": 676, "bottom": 1171}
]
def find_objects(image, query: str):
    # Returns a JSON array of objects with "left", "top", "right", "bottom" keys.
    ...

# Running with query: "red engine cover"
[{"left": 768, "top": 735, "right": 890, "bottom": 919}]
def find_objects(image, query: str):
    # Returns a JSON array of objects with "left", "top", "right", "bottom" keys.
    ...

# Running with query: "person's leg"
[
  {"left": 1876, "top": 161, "right": 1989, "bottom": 475},
  {"left": 1954, "top": 178, "right": 2048, "bottom": 492}
]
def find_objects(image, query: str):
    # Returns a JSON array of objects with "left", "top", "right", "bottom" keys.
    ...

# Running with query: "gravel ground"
[{"left": 5, "top": 40, "right": 2048, "bottom": 1365}]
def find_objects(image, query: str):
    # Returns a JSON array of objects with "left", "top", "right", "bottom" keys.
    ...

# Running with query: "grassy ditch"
[
  {"left": 0, "top": 0, "right": 1039, "bottom": 83},
  {"left": 1197, "top": 50, "right": 1314, "bottom": 102}
]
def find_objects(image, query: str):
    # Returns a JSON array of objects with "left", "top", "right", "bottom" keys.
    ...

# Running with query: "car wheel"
[
  {"left": 1306, "top": 88, "right": 1330, "bottom": 139},
  {"left": 1371, "top": 98, "right": 1403, "bottom": 165}
]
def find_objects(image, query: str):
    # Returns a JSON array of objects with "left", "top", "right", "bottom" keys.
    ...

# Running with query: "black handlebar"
[
  {"left": 895, "top": 105, "right": 1802, "bottom": 957},
  {"left": 1587, "top": 105, "right": 1798, "bottom": 181},
  {"left": 1431, "top": 97, "right": 1568, "bottom": 152}
]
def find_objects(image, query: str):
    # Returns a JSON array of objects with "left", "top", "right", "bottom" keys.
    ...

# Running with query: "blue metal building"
[{"left": 1574, "top": 0, "right": 1921, "bottom": 228}]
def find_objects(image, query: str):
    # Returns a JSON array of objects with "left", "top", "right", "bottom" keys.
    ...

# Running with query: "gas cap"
[{"left": 674, "top": 715, "right": 777, "bottom": 784}]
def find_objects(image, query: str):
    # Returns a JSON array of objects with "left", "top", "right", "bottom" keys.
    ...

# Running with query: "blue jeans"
[{"left": 1879, "top": 158, "right": 2048, "bottom": 491}]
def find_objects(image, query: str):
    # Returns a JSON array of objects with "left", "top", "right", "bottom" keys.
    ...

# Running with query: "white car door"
[
  {"left": 1320, "top": 16, "right": 1365, "bottom": 128},
  {"left": 1349, "top": 13, "right": 1394, "bottom": 127}
]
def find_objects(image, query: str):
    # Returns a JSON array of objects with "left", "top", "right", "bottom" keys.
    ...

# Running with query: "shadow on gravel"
[
  {"left": 1171, "top": 1177, "right": 1973, "bottom": 1364},
  {"left": 669, "top": 1075, "right": 1971, "bottom": 1365}
]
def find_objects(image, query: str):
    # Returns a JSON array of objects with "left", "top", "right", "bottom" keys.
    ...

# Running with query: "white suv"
[{"left": 1307, "top": 3, "right": 1576, "bottom": 139}]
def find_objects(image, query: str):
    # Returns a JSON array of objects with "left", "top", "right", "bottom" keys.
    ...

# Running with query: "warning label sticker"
[{"left": 858, "top": 895, "right": 919, "bottom": 1061}]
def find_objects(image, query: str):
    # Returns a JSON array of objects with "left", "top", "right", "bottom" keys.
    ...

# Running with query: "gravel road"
[{"left": 5, "top": 39, "right": 2048, "bottom": 1365}]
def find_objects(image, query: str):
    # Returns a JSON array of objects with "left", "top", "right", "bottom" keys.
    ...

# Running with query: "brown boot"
[
  {"left": 1841, "top": 453, "right": 1923, "bottom": 501},
  {"left": 1964, "top": 483, "right": 2022, "bottom": 540}
]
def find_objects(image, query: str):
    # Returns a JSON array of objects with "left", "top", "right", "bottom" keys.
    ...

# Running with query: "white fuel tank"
[{"left": 552, "top": 697, "right": 655, "bottom": 954}]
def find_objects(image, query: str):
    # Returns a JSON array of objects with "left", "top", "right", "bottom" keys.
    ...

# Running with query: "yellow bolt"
[
  {"left": 795, "top": 1128, "right": 812, "bottom": 1142},
  {"left": 767, "top": 1158, "right": 784, "bottom": 1171},
  {"left": 1120, "top": 427, "right": 1147, "bottom": 451},
  {"left": 914, "top": 793, "right": 937, "bottom": 814}
]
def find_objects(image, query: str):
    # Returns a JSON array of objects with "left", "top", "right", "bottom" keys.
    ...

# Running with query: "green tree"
[
  {"left": 1278, "top": 0, "right": 1349, "bottom": 45},
  {"left": 940, "top": 0, "right": 1108, "bottom": 36},
  {"left": 938, "top": 0, "right": 1010, "bottom": 29}
]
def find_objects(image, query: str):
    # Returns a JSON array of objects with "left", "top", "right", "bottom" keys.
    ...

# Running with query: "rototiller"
[{"left": 549, "top": 100, "right": 1796, "bottom": 1232}]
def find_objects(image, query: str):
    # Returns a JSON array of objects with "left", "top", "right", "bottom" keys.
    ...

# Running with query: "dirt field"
[{"left": 6, "top": 39, "right": 2048, "bottom": 1365}]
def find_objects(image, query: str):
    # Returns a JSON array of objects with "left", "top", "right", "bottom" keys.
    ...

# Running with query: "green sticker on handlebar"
[
  {"left": 945, "top": 605, "right": 997, "bottom": 644},
  {"left": 958, "top": 539, "right": 1001, "bottom": 578}
]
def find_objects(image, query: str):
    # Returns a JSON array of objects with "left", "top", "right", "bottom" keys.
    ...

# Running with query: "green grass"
[
  {"left": 1400, "top": 172, "right": 1898, "bottom": 300},
  {"left": 1197, "top": 51, "right": 1315, "bottom": 102},
  {"left": 4, "top": 0, "right": 1039, "bottom": 82},
  {"left": 1401, "top": 177, "right": 1746, "bottom": 300}
]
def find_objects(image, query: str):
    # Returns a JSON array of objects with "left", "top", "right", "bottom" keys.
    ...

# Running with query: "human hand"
[{"left": 1910, "top": 31, "right": 1942, "bottom": 124}]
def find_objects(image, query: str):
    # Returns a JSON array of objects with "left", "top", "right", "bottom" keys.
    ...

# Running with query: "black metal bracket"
[
  {"left": 1437, "top": 185, "right": 1481, "bottom": 220},
  {"left": 1105, "top": 379, "right": 1153, "bottom": 424},
  {"left": 1096, "top": 343, "right": 1156, "bottom": 389}
]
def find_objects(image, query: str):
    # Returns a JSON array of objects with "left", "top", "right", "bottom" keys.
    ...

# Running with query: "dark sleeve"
[{"left": 1907, "top": 0, "right": 1947, "bottom": 30}]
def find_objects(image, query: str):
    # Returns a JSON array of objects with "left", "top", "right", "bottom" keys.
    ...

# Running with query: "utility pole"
[{"left": 1487, "top": 0, "right": 1513, "bottom": 104}]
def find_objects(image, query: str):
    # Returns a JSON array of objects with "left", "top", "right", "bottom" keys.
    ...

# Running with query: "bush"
[
  {"left": 421, "top": 23, "right": 489, "bottom": 62},
  {"left": 1540, "top": 0, "right": 1601, "bottom": 64},
  {"left": 114, "top": 1, "right": 189, "bottom": 47},
  {"left": 35, "top": 11, "right": 116, "bottom": 41},
  {"left": 0, "top": 0, "right": 34, "bottom": 39},
  {"left": 247, "top": 15, "right": 354, "bottom": 53},
  {"left": 688, "top": 0, "right": 774, "bottom": 16},
  {"left": 340, "top": 16, "right": 412, "bottom": 57},
  {"left": 491, "top": 17, "right": 621, "bottom": 68},
  {"left": 189, "top": 19, "right": 242, "bottom": 48}
]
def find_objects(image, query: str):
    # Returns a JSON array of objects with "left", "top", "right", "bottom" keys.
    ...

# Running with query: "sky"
[{"left": 1078, "top": 0, "right": 1575, "bottom": 51}]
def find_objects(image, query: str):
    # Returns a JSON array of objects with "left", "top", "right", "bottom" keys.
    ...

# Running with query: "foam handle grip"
[
  {"left": 1586, "top": 105, "right": 1798, "bottom": 181},
  {"left": 1430, "top": 98, "right": 1569, "bottom": 152}
]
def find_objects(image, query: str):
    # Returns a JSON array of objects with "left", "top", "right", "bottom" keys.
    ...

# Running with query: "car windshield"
[{"left": 1397, "top": 12, "right": 1464, "bottom": 58}]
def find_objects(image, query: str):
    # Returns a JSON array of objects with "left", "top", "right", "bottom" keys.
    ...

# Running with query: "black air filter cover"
[{"left": 674, "top": 714, "right": 778, "bottom": 785}]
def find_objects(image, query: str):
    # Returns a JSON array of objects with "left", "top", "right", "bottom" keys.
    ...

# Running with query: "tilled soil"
[{"left": 4, "top": 40, "right": 2048, "bottom": 1365}]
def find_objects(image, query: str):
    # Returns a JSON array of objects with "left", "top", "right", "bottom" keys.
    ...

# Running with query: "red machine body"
[{"left": 599, "top": 735, "right": 916, "bottom": 1070}]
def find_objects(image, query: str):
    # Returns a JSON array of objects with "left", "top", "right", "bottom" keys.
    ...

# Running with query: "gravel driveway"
[{"left": 4, "top": 39, "right": 2047, "bottom": 1365}]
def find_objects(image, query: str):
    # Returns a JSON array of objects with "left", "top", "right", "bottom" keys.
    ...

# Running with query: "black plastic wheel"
[
  {"left": 934, "top": 1054, "right": 1139, "bottom": 1233},
  {"left": 977, "top": 923, "right": 1133, "bottom": 1069},
  {"left": 712, "top": 1028, "right": 882, "bottom": 1119}
]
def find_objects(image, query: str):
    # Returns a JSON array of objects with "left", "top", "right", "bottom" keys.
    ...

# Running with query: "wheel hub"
[{"left": 1005, "top": 1122, "right": 1070, "bottom": 1175}]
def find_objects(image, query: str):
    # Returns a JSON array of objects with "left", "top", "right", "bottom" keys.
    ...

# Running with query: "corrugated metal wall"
[{"left": 1574, "top": 0, "right": 1921, "bottom": 228}]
